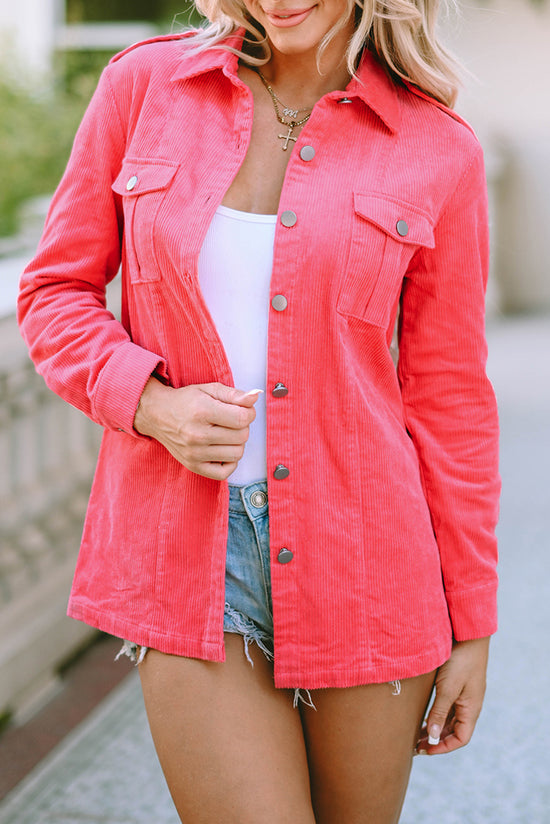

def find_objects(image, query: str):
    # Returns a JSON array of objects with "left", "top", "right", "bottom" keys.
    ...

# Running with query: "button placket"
[{"left": 271, "top": 200, "right": 299, "bottom": 570}]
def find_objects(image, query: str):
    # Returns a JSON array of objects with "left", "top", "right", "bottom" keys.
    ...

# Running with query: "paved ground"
[
  {"left": 0, "top": 313, "right": 548, "bottom": 824},
  {"left": 0, "top": 635, "right": 133, "bottom": 799}
]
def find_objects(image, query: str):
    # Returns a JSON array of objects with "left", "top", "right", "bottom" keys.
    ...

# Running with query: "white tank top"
[{"left": 197, "top": 204, "right": 276, "bottom": 485}]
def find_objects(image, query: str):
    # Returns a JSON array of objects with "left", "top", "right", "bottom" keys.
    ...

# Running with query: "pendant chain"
[
  {"left": 256, "top": 70, "right": 313, "bottom": 151},
  {"left": 257, "top": 70, "right": 313, "bottom": 120}
]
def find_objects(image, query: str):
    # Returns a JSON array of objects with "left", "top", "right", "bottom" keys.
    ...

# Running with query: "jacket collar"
[{"left": 170, "top": 29, "right": 401, "bottom": 133}]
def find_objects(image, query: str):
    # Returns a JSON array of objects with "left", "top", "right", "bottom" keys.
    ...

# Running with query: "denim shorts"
[{"left": 222, "top": 481, "right": 275, "bottom": 663}]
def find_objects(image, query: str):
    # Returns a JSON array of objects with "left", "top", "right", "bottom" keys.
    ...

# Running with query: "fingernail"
[
  {"left": 416, "top": 749, "right": 428, "bottom": 756},
  {"left": 428, "top": 725, "right": 441, "bottom": 746},
  {"left": 243, "top": 388, "right": 264, "bottom": 396}
]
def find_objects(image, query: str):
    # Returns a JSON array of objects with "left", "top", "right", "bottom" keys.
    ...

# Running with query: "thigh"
[
  {"left": 138, "top": 633, "right": 315, "bottom": 824},
  {"left": 301, "top": 671, "right": 436, "bottom": 824}
]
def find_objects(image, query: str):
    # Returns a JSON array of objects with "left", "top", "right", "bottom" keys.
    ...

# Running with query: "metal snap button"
[
  {"left": 396, "top": 219, "right": 409, "bottom": 237},
  {"left": 271, "top": 294, "right": 288, "bottom": 312},
  {"left": 126, "top": 175, "right": 138, "bottom": 191},
  {"left": 299, "top": 145, "right": 315, "bottom": 162},
  {"left": 272, "top": 382, "right": 289, "bottom": 398},
  {"left": 250, "top": 490, "right": 267, "bottom": 508},
  {"left": 277, "top": 548, "right": 294, "bottom": 564},
  {"left": 273, "top": 464, "right": 290, "bottom": 480},
  {"left": 337, "top": 97, "right": 353, "bottom": 104},
  {"left": 280, "top": 210, "right": 297, "bottom": 228}
]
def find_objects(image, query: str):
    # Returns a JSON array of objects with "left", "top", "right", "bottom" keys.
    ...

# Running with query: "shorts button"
[
  {"left": 126, "top": 175, "right": 138, "bottom": 191},
  {"left": 250, "top": 490, "right": 267, "bottom": 508},
  {"left": 277, "top": 548, "right": 294, "bottom": 564}
]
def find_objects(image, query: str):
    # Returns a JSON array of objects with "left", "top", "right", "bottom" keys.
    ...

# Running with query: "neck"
[{"left": 260, "top": 34, "right": 353, "bottom": 107}]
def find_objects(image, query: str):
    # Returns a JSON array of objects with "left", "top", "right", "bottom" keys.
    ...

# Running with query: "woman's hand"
[
  {"left": 133, "top": 377, "right": 261, "bottom": 480},
  {"left": 416, "top": 636, "right": 490, "bottom": 755}
]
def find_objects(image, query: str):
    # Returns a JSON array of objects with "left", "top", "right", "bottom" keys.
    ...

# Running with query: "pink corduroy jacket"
[{"left": 18, "top": 32, "right": 500, "bottom": 689}]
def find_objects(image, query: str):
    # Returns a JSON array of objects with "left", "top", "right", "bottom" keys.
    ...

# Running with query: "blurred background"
[{"left": 0, "top": 1, "right": 549, "bottom": 822}]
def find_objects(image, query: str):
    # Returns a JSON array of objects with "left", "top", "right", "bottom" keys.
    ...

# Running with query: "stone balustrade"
[{"left": 0, "top": 312, "right": 102, "bottom": 723}]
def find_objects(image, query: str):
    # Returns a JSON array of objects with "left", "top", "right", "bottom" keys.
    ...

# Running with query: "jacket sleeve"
[
  {"left": 397, "top": 143, "right": 500, "bottom": 641},
  {"left": 17, "top": 66, "right": 168, "bottom": 436}
]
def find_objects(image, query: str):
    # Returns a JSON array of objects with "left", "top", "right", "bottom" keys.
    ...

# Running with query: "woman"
[{"left": 18, "top": 0, "right": 500, "bottom": 821}]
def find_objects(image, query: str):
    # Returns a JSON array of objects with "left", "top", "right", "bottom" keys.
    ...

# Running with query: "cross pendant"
[{"left": 278, "top": 127, "right": 297, "bottom": 151}]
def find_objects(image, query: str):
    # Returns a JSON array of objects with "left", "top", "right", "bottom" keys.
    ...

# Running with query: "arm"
[
  {"left": 398, "top": 144, "right": 500, "bottom": 752},
  {"left": 17, "top": 66, "right": 167, "bottom": 436},
  {"left": 18, "top": 63, "right": 260, "bottom": 479}
]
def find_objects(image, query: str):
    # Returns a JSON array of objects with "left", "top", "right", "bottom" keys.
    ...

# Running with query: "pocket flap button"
[
  {"left": 396, "top": 219, "right": 409, "bottom": 237},
  {"left": 126, "top": 175, "right": 138, "bottom": 191}
]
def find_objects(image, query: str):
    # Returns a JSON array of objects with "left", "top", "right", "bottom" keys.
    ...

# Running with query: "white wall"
[
  {"left": 441, "top": 1, "right": 550, "bottom": 312},
  {"left": 0, "top": 0, "right": 62, "bottom": 78},
  {"left": 443, "top": 0, "right": 550, "bottom": 138}
]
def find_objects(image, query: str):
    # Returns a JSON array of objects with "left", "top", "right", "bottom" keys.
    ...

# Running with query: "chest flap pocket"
[
  {"left": 337, "top": 192, "right": 435, "bottom": 328},
  {"left": 112, "top": 158, "right": 179, "bottom": 283}
]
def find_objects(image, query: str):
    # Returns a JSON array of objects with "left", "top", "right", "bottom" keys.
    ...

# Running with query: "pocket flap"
[
  {"left": 354, "top": 193, "right": 435, "bottom": 248},
  {"left": 112, "top": 159, "right": 179, "bottom": 197}
]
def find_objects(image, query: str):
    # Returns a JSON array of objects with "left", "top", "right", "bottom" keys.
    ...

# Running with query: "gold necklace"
[{"left": 256, "top": 71, "right": 313, "bottom": 151}]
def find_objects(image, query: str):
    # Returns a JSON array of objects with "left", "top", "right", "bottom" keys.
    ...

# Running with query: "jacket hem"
[
  {"left": 272, "top": 642, "right": 452, "bottom": 690},
  {"left": 67, "top": 601, "right": 225, "bottom": 662},
  {"left": 68, "top": 600, "right": 452, "bottom": 688}
]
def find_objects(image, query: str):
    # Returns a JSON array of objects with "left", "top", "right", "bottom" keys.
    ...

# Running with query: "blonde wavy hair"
[{"left": 187, "top": 0, "right": 460, "bottom": 107}]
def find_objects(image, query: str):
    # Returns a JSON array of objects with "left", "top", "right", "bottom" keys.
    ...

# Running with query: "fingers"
[
  {"left": 134, "top": 381, "right": 263, "bottom": 478},
  {"left": 193, "top": 461, "right": 240, "bottom": 481},
  {"left": 425, "top": 686, "right": 453, "bottom": 748},
  {"left": 415, "top": 638, "right": 490, "bottom": 757},
  {"left": 192, "top": 385, "right": 260, "bottom": 430},
  {"left": 417, "top": 704, "right": 477, "bottom": 755}
]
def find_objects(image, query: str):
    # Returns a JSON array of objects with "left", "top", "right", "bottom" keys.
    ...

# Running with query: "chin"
[{"left": 266, "top": 30, "right": 322, "bottom": 56}]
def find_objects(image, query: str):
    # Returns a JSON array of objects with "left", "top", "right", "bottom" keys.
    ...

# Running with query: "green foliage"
[
  {"left": 66, "top": 0, "right": 202, "bottom": 28},
  {"left": 0, "top": 3, "right": 205, "bottom": 238},
  {"left": 0, "top": 75, "right": 93, "bottom": 238}
]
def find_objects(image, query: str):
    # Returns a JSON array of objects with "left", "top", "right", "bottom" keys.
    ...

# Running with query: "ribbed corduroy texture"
[{"left": 17, "top": 32, "right": 500, "bottom": 689}]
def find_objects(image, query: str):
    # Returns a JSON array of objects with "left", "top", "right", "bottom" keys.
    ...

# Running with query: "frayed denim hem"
[
  {"left": 115, "top": 640, "right": 147, "bottom": 666},
  {"left": 223, "top": 602, "right": 274, "bottom": 665},
  {"left": 223, "top": 603, "right": 317, "bottom": 710},
  {"left": 115, "top": 636, "right": 401, "bottom": 709}
]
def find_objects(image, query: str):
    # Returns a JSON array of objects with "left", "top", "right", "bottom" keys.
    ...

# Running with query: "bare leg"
[
  {"left": 301, "top": 671, "right": 436, "bottom": 824},
  {"left": 138, "top": 633, "right": 316, "bottom": 824}
]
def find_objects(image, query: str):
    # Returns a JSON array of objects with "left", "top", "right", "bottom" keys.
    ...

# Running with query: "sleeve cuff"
[
  {"left": 446, "top": 581, "right": 498, "bottom": 641},
  {"left": 92, "top": 341, "right": 168, "bottom": 437}
]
